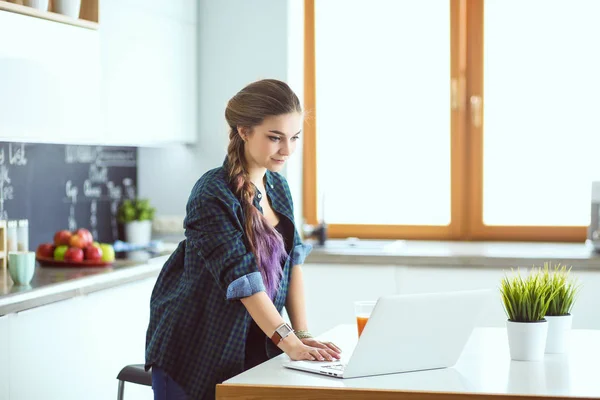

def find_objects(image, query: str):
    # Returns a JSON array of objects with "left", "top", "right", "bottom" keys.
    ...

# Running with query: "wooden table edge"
[{"left": 216, "top": 383, "right": 593, "bottom": 400}]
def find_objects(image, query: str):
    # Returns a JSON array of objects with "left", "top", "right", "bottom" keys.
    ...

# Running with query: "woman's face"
[{"left": 241, "top": 112, "right": 302, "bottom": 173}]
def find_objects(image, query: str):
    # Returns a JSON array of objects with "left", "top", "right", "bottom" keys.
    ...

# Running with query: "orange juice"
[{"left": 356, "top": 316, "right": 369, "bottom": 337}]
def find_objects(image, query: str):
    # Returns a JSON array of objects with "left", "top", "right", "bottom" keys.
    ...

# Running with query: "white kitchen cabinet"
[
  {"left": 302, "top": 262, "right": 600, "bottom": 338},
  {"left": 301, "top": 263, "right": 397, "bottom": 336},
  {"left": 78, "top": 277, "right": 156, "bottom": 400},
  {"left": 8, "top": 297, "right": 86, "bottom": 400},
  {"left": 5, "top": 276, "right": 157, "bottom": 400},
  {"left": 100, "top": 0, "right": 197, "bottom": 146},
  {"left": 0, "top": 10, "right": 101, "bottom": 145},
  {"left": 394, "top": 266, "right": 507, "bottom": 328},
  {"left": 0, "top": 315, "right": 9, "bottom": 400}
]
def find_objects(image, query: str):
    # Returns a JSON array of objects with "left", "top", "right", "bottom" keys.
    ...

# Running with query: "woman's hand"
[
  {"left": 300, "top": 338, "right": 342, "bottom": 361},
  {"left": 279, "top": 336, "right": 341, "bottom": 361}
]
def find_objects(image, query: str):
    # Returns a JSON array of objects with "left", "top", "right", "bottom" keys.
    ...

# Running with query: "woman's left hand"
[{"left": 300, "top": 338, "right": 342, "bottom": 361}]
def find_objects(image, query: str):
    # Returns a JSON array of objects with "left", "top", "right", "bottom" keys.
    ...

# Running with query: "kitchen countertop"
[
  {"left": 4, "top": 239, "right": 599, "bottom": 315},
  {"left": 305, "top": 239, "right": 600, "bottom": 269},
  {"left": 0, "top": 252, "right": 172, "bottom": 316}
]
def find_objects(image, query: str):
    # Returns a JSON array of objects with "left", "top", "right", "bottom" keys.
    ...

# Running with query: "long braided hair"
[{"left": 225, "top": 79, "right": 302, "bottom": 298}]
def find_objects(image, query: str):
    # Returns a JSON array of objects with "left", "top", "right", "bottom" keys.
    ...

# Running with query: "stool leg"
[{"left": 117, "top": 380, "right": 125, "bottom": 400}]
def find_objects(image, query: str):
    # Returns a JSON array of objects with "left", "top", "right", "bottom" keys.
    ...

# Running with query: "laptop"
[{"left": 283, "top": 289, "right": 492, "bottom": 379}]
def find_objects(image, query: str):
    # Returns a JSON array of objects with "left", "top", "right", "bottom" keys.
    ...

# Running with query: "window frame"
[{"left": 303, "top": 0, "right": 587, "bottom": 242}]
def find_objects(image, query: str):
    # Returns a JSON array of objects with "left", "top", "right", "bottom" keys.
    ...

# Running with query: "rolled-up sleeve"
[
  {"left": 226, "top": 272, "right": 265, "bottom": 299},
  {"left": 185, "top": 194, "right": 265, "bottom": 300}
]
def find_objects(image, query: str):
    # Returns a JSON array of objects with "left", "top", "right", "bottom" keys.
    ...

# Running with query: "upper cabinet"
[
  {"left": 0, "top": 0, "right": 197, "bottom": 146},
  {"left": 100, "top": 0, "right": 198, "bottom": 146},
  {"left": 0, "top": 2, "right": 101, "bottom": 144}
]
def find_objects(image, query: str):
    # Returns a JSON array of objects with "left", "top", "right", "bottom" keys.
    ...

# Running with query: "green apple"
[
  {"left": 54, "top": 245, "right": 69, "bottom": 261},
  {"left": 99, "top": 243, "right": 115, "bottom": 262},
  {"left": 92, "top": 241, "right": 101, "bottom": 248}
]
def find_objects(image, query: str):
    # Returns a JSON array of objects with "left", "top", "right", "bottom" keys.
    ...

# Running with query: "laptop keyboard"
[{"left": 321, "top": 363, "right": 346, "bottom": 371}]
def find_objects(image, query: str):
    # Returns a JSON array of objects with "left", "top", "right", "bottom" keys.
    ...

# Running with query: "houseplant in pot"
[
  {"left": 117, "top": 198, "right": 155, "bottom": 245},
  {"left": 542, "top": 262, "right": 581, "bottom": 354},
  {"left": 500, "top": 267, "right": 557, "bottom": 361}
]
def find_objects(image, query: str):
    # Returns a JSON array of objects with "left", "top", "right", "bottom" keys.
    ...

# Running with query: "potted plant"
[
  {"left": 117, "top": 198, "right": 155, "bottom": 245},
  {"left": 500, "top": 267, "right": 557, "bottom": 361},
  {"left": 541, "top": 262, "right": 581, "bottom": 354}
]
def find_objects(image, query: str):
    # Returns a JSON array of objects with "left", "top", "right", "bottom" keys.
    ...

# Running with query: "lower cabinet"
[
  {"left": 0, "top": 315, "right": 8, "bottom": 400},
  {"left": 6, "top": 277, "right": 157, "bottom": 400},
  {"left": 302, "top": 263, "right": 600, "bottom": 338},
  {"left": 301, "top": 263, "right": 509, "bottom": 337},
  {"left": 301, "top": 263, "right": 398, "bottom": 336}
]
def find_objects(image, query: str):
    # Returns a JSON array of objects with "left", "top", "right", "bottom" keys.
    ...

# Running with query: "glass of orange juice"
[{"left": 354, "top": 300, "right": 376, "bottom": 337}]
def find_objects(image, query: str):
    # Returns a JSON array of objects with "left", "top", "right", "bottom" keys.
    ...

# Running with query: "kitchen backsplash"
[{"left": 0, "top": 142, "right": 137, "bottom": 249}]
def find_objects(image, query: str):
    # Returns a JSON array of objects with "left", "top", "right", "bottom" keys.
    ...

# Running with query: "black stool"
[{"left": 116, "top": 364, "right": 152, "bottom": 400}]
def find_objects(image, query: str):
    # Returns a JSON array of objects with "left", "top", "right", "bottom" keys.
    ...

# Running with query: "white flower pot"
[
  {"left": 506, "top": 319, "right": 548, "bottom": 361},
  {"left": 23, "top": 0, "right": 49, "bottom": 11},
  {"left": 544, "top": 314, "right": 572, "bottom": 354},
  {"left": 53, "top": 0, "right": 81, "bottom": 18},
  {"left": 125, "top": 220, "right": 152, "bottom": 246}
]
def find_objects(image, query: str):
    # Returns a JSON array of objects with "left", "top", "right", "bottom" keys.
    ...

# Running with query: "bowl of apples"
[{"left": 36, "top": 228, "right": 116, "bottom": 268}]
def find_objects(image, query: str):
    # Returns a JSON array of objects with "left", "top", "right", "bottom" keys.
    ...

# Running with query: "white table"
[{"left": 217, "top": 325, "right": 600, "bottom": 399}]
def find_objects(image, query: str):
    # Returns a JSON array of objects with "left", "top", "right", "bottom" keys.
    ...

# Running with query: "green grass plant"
[
  {"left": 500, "top": 267, "right": 558, "bottom": 323},
  {"left": 540, "top": 262, "right": 581, "bottom": 316}
]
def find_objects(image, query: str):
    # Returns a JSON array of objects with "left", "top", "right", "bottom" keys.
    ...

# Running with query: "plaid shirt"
[{"left": 145, "top": 158, "right": 312, "bottom": 400}]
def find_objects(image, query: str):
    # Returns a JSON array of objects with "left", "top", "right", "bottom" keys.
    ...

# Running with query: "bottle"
[
  {"left": 17, "top": 219, "right": 29, "bottom": 252},
  {"left": 6, "top": 220, "right": 18, "bottom": 252}
]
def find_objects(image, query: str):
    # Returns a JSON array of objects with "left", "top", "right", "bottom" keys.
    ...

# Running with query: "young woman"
[{"left": 145, "top": 79, "right": 341, "bottom": 399}]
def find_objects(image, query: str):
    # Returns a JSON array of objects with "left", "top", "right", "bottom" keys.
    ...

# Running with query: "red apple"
[
  {"left": 83, "top": 245, "right": 103, "bottom": 261},
  {"left": 64, "top": 247, "right": 84, "bottom": 263},
  {"left": 36, "top": 243, "right": 55, "bottom": 259},
  {"left": 69, "top": 234, "right": 87, "bottom": 249},
  {"left": 54, "top": 230, "right": 72, "bottom": 246},
  {"left": 74, "top": 228, "right": 93, "bottom": 247}
]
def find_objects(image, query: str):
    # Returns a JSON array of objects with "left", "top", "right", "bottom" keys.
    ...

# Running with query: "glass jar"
[
  {"left": 6, "top": 220, "right": 18, "bottom": 252},
  {"left": 17, "top": 219, "right": 29, "bottom": 252}
]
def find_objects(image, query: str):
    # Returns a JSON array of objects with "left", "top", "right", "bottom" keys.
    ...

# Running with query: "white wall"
[{"left": 138, "top": 0, "right": 305, "bottom": 222}]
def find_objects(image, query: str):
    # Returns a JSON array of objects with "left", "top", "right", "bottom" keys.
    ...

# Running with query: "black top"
[{"left": 244, "top": 214, "right": 295, "bottom": 370}]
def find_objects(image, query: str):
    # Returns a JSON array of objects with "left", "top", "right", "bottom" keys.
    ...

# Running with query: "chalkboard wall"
[{"left": 0, "top": 142, "right": 137, "bottom": 249}]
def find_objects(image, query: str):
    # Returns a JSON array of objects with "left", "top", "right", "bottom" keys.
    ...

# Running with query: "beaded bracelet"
[{"left": 295, "top": 330, "right": 314, "bottom": 339}]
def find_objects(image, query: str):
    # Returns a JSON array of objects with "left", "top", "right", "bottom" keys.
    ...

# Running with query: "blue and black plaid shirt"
[{"left": 145, "top": 158, "right": 312, "bottom": 399}]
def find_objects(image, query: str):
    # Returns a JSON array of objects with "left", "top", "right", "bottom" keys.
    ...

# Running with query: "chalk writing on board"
[
  {"left": 122, "top": 177, "right": 136, "bottom": 199},
  {"left": 0, "top": 165, "right": 13, "bottom": 221},
  {"left": 9, "top": 143, "right": 27, "bottom": 166},
  {"left": 65, "top": 146, "right": 136, "bottom": 167},
  {"left": 106, "top": 181, "right": 123, "bottom": 240},
  {"left": 0, "top": 144, "right": 27, "bottom": 220},
  {"left": 90, "top": 199, "right": 98, "bottom": 239},
  {"left": 64, "top": 145, "right": 136, "bottom": 239},
  {"left": 97, "top": 149, "right": 136, "bottom": 167},
  {"left": 0, "top": 142, "right": 137, "bottom": 246},
  {"left": 66, "top": 180, "right": 79, "bottom": 231}
]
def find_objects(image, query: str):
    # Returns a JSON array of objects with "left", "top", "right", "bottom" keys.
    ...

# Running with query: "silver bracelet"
[{"left": 295, "top": 330, "right": 313, "bottom": 339}]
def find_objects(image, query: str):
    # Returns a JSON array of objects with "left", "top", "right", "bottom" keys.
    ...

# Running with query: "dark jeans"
[{"left": 151, "top": 366, "right": 187, "bottom": 400}]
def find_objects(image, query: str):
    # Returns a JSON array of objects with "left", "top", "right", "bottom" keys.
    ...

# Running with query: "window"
[{"left": 304, "top": 0, "right": 599, "bottom": 242}]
